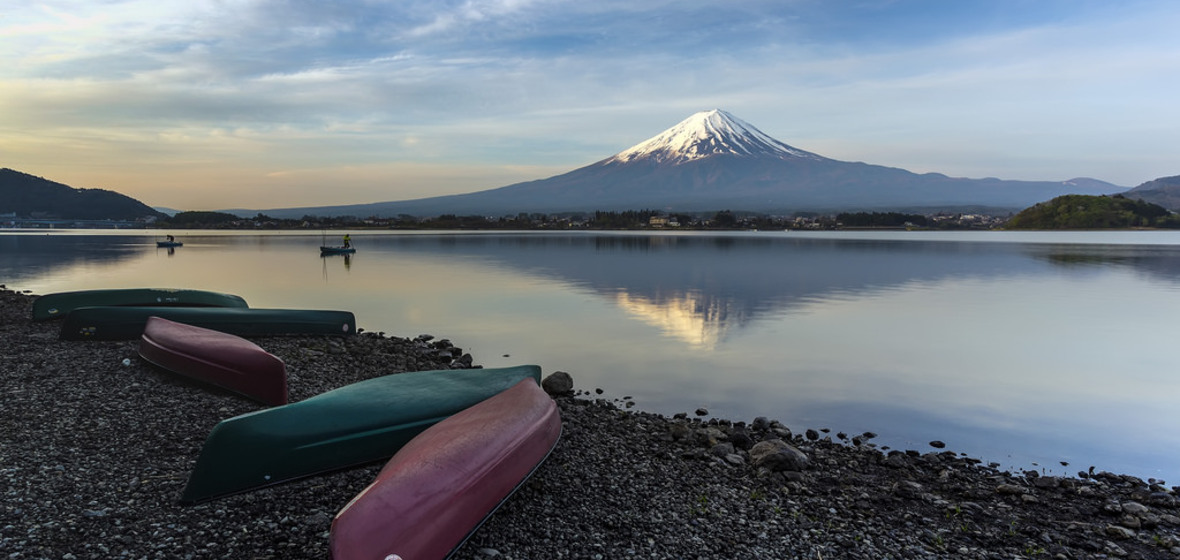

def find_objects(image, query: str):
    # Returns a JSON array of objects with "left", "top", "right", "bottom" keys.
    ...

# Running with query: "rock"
[
  {"left": 929, "top": 440, "right": 946, "bottom": 449},
  {"left": 710, "top": 442, "right": 735, "bottom": 458},
  {"left": 749, "top": 439, "right": 810, "bottom": 472},
  {"left": 884, "top": 453, "right": 909, "bottom": 468},
  {"left": 1033, "top": 476, "right": 1060, "bottom": 489},
  {"left": 729, "top": 429, "right": 753, "bottom": 451},
  {"left": 668, "top": 423, "right": 692, "bottom": 441},
  {"left": 304, "top": 511, "right": 332, "bottom": 527},
  {"left": 541, "top": 371, "right": 574, "bottom": 395},
  {"left": 1105, "top": 524, "right": 1136, "bottom": 539},
  {"left": 997, "top": 484, "right": 1027, "bottom": 495},
  {"left": 1118, "top": 515, "right": 1141, "bottom": 529},
  {"left": 1121, "top": 501, "right": 1149, "bottom": 515}
]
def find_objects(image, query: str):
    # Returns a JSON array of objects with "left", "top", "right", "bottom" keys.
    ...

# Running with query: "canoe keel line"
[
  {"left": 60, "top": 306, "right": 356, "bottom": 340},
  {"left": 31, "top": 288, "right": 248, "bottom": 321},
  {"left": 138, "top": 317, "right": 289, "bottom": 406},
  {"left": 329, "top": 378, "right": 561, "bottom": 560}
]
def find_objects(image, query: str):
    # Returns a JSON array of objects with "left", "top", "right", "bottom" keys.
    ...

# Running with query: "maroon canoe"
[
  {"left": 138, "top": 316, "right": 288, "bottom": 406},
  {"left": 329, "top": 378, "right": 561, "bottom": 560}
]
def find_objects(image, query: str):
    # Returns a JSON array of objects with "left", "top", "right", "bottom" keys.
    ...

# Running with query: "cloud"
[{"left": 1, "top": 0, "right": 1178, "bottom": 208}]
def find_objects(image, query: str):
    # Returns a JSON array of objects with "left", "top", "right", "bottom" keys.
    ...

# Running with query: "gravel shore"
[{"left": 2, "top": 286, "right": 1179, "bottom": 559}]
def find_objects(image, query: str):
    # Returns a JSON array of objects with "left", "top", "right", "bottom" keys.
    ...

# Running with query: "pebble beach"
[{"left": 2, "top": 286, "right": 1179, "bottom": 559}]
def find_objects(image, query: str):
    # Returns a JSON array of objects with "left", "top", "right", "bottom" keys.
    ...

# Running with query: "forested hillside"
[{"left": 1005, "top": 194, "right": 1179, "bottom": 229}]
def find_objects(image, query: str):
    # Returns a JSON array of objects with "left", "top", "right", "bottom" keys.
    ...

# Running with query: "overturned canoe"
[
  {"left": 139, "top": 317, "right": 288, "bottom": 406},
  {"left": 32, "top": 288, "right": 247, "bottom": 321},
  {"left": 60, "top": 306, "right": 355, "bottom": 341},
  {"left": 330, "top": 378, "right": 560, "bottom": 560},
  {"left": 179, "top": 365, "right": 543, "bottom": 505}
]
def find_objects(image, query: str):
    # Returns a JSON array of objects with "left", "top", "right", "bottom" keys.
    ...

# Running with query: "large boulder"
[
  {"left": 541, "top": 371, "right": 574, "bottom": 395},
  {"left": 749, "top": 439, "right": 810, "bottom": 472}
]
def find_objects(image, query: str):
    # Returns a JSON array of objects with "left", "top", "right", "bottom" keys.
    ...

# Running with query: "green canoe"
[
  {"left": 59, "top": 306, "right": 356, "bottom": 341},
  {"left": 32, "top": 288, "right": 248, "bottom": 321},
  {"left": 180, "top": 365, "right": 543, "bottom": 505}
]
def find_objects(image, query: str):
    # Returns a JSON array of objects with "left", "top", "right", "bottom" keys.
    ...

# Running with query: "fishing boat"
[
  {"left": 31, "top": 288, "right": 248, "bottom": 321},
  {"left": 179, "top": 365, "right": 542, "bottom": 505},
  {"left": 138, "top": 317, "right": 288, "bottom": 406},
  {"left": 157, "top": 240, "right": 184, "bottom": 248},
  {"left": 329, "top": 378, "right": 560, "bottom": 560},
  {"left": 59, "top": 306, "right": 355, "bottom": 341},
  {"left": 320, "top": 246, "right": 356, "bottom": 255}
]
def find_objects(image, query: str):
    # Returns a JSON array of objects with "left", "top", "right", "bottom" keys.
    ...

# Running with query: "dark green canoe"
[
  {"left": 180, "top": 365, "right": 543, "bottom": 505},
  {"left": 32, "top": 288, "right": 248, "bottom": 321},
  {"left": 59, "top": 306, "right": 355, "bottom": 341}
]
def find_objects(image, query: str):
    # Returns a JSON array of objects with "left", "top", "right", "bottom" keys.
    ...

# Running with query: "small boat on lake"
[
  {"left": 329, "top": 378, "right": 560, "bottom": 560},
  {"left": 60, "top": 306, "right": 355, "bottom": 340},
  {"left": 138, "top": 317, "right": 288, "bottom": 406},
  {"left": 179, "top": 365, "right": 543, "bottom": 504},
  {"left": 32, "top": 288, "right": 248, "bottom": 321},
  {"left": 320, "top": 246, "right": 356, "bottom": 255},
  {"left": 157, "top": 240, "right": 183, "bottom": 248}
]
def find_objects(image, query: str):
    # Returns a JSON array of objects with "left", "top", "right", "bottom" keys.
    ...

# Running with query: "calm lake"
[{"left": 3, "top": 229, "right": 1179, "bottom": 482}]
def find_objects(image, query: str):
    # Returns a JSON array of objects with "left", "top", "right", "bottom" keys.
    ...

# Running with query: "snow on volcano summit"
[{"left": 609, "top": 109, "right": 825, "bottom": 165}]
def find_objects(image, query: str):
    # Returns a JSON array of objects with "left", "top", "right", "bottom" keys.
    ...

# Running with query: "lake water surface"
[{"left": 3, "top": 229, "right": 1179, "bottom": 482}]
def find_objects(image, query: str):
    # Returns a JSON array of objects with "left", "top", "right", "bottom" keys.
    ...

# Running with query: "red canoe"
[
  {"left": 138, "top": 316, "right": 288, "bottom": 406},
  {"left": 329, "top": 378, "right": 561, "bottom": 560}
]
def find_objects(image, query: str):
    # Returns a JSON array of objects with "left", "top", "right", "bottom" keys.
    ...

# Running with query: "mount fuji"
[{"left": 242, "top": 110, "right": 1125, "bottom": 218}]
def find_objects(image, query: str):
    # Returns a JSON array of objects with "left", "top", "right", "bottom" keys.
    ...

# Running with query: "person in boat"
[
  {"left": 342, "top": 234, "right": 351, "bottom": 248},
  {"left": 166, "top": 235, "right": 175, "bottom": 243}
]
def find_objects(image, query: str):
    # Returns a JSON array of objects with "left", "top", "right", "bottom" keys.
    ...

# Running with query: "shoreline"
[{"left": 2, "top": 286, "right": 1178, "bottom": 559}]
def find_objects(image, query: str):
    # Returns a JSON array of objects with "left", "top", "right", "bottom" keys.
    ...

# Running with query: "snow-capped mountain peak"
[{"left": 608, "top": 109, "right": 824, "bottom": 164}]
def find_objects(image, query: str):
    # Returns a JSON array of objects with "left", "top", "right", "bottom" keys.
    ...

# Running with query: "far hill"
[
  {"left": 1005, "top": 194, "right": 1179, "bottom": 229},
  {"left": 0, "top": 168, "right": 165, "bottom": 221},
  {"left": 160, "top": 211, "right": 246, "bottom": 227},
  {"left": 1118, "top": 175, "right": 1180, "bottom": 211},
  {"left": 235, "top": 110, "right": 1127, "bottom": 218}
]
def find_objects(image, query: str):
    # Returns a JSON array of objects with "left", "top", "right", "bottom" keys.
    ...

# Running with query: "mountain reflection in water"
[{"left": 374, "top": 233, "right": 1076, "bottom": 347}]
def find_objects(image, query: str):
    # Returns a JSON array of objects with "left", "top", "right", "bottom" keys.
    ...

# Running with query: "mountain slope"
[
  {"left": 241, "top": 110, "right": 1127, "bottom": 218},
  {"left": 0, "top": 168, "right": 165, "bottom": 221},
  {"left": 1118, "top": 175, "right": 1180, "bottom": 211}
]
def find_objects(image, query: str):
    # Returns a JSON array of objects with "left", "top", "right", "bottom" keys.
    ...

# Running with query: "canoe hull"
[
  {"left": 59, "top": 306, "right": 355, "bottom": 341},
  {"left": 320, "top": 246, "right": 356, "bottom": 255},
  {"left": 180, "top": 365, "right": 543, "bottom": 505},
  {"left": 32, "top": 288, "right": 248, "bottom": 321},
  {"left": 330, "top": 378, "right": 561, "bottom": 560},
  {"left": 138, "top": 317, "right": 288, "bottom": 406},
  {"left": 157, "top": 241, "right": 183, "bottom": 248}
]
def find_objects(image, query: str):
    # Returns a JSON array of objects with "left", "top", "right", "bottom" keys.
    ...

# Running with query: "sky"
[{"left": 2, "top": 0, "right": 1178, "bottom": 211}]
